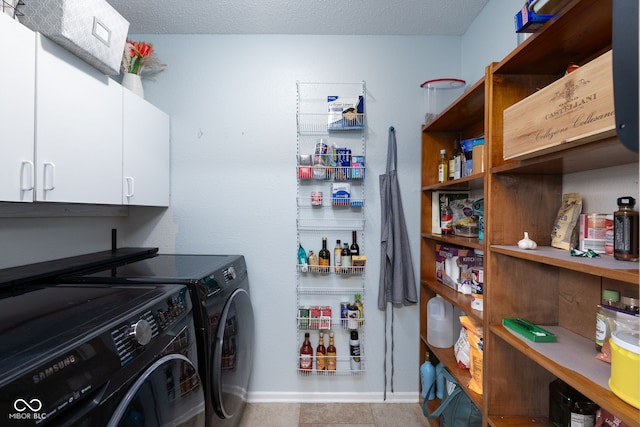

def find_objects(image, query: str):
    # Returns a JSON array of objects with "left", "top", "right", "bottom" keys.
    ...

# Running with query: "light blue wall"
[{"left": 125, "top": 34, "right": 461, "bottom": 400}]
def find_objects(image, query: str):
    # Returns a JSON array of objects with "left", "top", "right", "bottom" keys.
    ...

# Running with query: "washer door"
[
  {"left": 211, "top": 287, "right": 255, "bottom": 420},
  {"left": 107, "top": 354, "right": 205, "bottom": 427}
]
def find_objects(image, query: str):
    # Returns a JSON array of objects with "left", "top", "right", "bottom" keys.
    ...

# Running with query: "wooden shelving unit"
[{"left": 420, "top": 0, "right": 639, "bottom": 426}]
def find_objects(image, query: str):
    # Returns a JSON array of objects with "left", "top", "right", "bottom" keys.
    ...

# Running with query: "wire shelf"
[
  {"left": 296, "top": 286, "right": 364, "bottom": 296},
  {"left": 297, "top": 113, "right": 365, "bottom": 134},
  {"left": 296, "top": 355, "right": 365, "bottom": 376},
  {"left": 297, "top": 265, "right": 365, "bottom": 275},
  {"left": 297, "top": 165, "right": 365, "bottom": 181},
  {"left": 298, "top": 196, "right": 365, "bottom": 208},
  {"left": 297, "top": 218, "right": 364, "bottom": 231},
  {"left": 296, "top": 315, "right": 364, "bottom": 331}
]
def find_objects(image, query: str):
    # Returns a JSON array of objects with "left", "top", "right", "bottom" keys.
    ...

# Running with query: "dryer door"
[
  {"left": 211, "top": 287, "right": 255, "bottom": 420},
  {"left": 107, "top": 354, "right": 205, "bottom": 427}
]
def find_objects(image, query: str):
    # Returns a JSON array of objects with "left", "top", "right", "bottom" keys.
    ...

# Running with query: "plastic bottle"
[
  {"left": 298, "top": 244, "right": 308, "bottom": 272},
  {"left": 438, "top": 149, "right": 448, "bottom": 183},
  {"left": 613, "top": 196, "right": 639, "bottom": 261},
  {"left": 349, "top": 330, "right": 362, "bottom": 371},
  {"left": 427, "top": 295, "right": 454, "bottom": 348},
  {"left": 420, "top": 353, "right": 436, "bottom": 400}
]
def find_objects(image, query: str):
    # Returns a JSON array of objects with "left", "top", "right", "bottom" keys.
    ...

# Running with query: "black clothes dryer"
[
  {"left": 60, "top": 254, "right": 255, "bottom": 427},
  {"left": 0, "top": 282, "right": 205, "bottom": 427}
]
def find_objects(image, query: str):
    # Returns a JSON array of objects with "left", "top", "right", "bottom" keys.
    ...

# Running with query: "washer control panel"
[{"left": 111, "top": 290, "right": 187, "bottom": 366}]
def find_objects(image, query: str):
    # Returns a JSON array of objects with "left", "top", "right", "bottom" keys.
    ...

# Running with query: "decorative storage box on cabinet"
[{"left": 296, "top": 81, "right": 367, "bottom": 376}]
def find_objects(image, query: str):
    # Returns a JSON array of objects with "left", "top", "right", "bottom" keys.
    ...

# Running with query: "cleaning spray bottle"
[{"left": 420, "top": 353, "right": 436, "bottom": 400}]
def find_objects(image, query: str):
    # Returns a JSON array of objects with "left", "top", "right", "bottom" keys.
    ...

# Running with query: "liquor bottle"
[
  {"left": 326, "top": 332, "right": 337, "bottom": 371},
  {"left": 341, "top": 243, "right": 352, "bottom": 273},
  {"left": 350, "top": 231, "right": 360, "bottom": 256},
  {"left": 452, "top": 139, "right": 463, "bottom": 180},
  {"left": 349, "top": 330, "right": 362, "bottom": 371},
  {"left": 354, "top": 293, "right": 364, "bottom": 325},
  {"left": 319, "top": 237, "right": 330, "bottom": 272},
  {"left": 334, "top": 240, "right": 342, "bottom": 273},
  {"left": 438, "top": 149, "right": 448, "bottom": 183},
  {"left": 316, "top": 331, "right": 327, "bottom": 371},
  {"left": 440, "top": 196, "right": 453, "bottom": 235},
  {"left": 299, "top": 332, "right": 313, "bottom": 371}
]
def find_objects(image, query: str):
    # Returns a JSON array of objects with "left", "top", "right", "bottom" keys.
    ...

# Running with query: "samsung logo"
[{"left": 32, "top": 355, "right": 77, "bottom": 384}]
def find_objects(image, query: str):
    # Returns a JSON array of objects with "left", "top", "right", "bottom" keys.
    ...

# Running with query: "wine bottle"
[
  {"left": 319, "top": 237, "right": 330, "bottom": 273},
  {"left": 334, "top": 239, "right": 342, "bottom": 273},
  {"left": 350, "top": 231, "right": 359, "bottom": 256},
  {"left": 326, "top": 332, "right": 337, "bottom": 371},
  {"left": 299, "top": 332, "right": 313, "bottom": 371},
  {"left": 316, "top": 331, "right": 326, "bottom": 371},
  {"left": 341, "top": 243, "right": 352, "bottom": 274}
]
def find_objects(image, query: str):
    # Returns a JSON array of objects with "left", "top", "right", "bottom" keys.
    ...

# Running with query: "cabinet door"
[
  {"left": 35, "top": 34, "right": 123, "bottom": 204},
  {"left": 122, "top": 89, "right": 170, "bottom": 206},
  {"left": 0, "top": 14, "right": 36, "bottom": 202}
]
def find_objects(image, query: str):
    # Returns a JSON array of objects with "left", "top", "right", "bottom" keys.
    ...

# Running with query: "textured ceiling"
[{"left": 105, "top": 0, "right": 490, "bottom": 35}]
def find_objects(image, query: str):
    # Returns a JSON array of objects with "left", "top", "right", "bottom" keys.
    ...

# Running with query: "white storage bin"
[{"left": 20, "top": 0, "right": 129, "bottom": 75}]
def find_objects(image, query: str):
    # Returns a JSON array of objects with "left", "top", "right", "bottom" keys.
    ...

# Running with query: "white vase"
[{"left": 122, "top": 73, "right": 144, "bottom": 98}]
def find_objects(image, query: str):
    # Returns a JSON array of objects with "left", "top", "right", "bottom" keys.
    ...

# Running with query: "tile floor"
[{"left": 238, "top": 402, "right": 431, "bottom": 427}]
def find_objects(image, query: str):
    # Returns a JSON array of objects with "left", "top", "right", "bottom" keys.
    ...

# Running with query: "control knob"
[{"left": 130, "top": 319, "right": 152, "bottom": 346}]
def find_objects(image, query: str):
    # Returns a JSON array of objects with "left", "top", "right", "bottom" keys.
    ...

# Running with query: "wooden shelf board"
[
  {"left": 421, "top": 233, "right": 485, "bottom": 251},
  {"left": 490, "top": 136, "right": 638, "bottom": 176},
  {"left": 491, "top": 324, "right": 640, "bottom": 427},
  {"left": 494, "top": 0, "right": 612, "bottom": 75},
  {"left": 423, "top": 77, "right": 485, "bottom": 132},
  {"left": 427, "top": 342, "right": 483, "bottom": 411},
  {"left": 491, "top": 245, "right": 639, "bottom": 284},
  {"left": 421, "top": 279, "right": 484, "bottom": 324},
  {"left": 488, "top": 416, "right": 548, "bottom": 427},
  {"left": 421, "top": 173, "right": 485, "bottom": 192}
]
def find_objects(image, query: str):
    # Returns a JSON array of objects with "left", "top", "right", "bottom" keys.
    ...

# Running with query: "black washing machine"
[
  {"left": 59, "top": 254, "right": 255, "bottom": 427},
  {"left": 0, "top": 282, "right": 205, "bottom": 426}
]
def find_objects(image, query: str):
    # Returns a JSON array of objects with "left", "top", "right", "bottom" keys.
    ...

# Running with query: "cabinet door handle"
[
  {"left": 125, "top": 177, "right": 135, "bottom": 198},
  {"left": 43, "top": 162, "right": 55, "bottom": 191},
  {"left": 20, "top": 161, "right": 34, "bottom": 191}
]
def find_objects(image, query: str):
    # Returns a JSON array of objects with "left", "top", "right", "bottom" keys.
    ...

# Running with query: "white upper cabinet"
[
  {"left": 122, "top": 89, "right": 170, "bottom": 206},
  {"left": 35, "top": 34, "right": 123, "bottom": 204},
  {"left": 0, "top": 14, "right": 36, "bottom": 202}
]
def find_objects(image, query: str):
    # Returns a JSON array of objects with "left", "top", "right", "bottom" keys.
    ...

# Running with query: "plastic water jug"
[{"left": 427, "top": 294, "right": 454, "bottom": 348}]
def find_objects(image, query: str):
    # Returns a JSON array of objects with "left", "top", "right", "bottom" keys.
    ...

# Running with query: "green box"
[{"left": 503, "top": 318, "right": 557, "bottom": 342}]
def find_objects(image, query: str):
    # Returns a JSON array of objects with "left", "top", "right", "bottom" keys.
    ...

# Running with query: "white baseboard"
[{"left": 246, "top": 391, "right": 418, "bottom": 403}]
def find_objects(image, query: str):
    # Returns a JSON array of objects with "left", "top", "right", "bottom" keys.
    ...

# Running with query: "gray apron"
[{"left": 378, "top": 126, "right": 418, "bottom": 400}]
